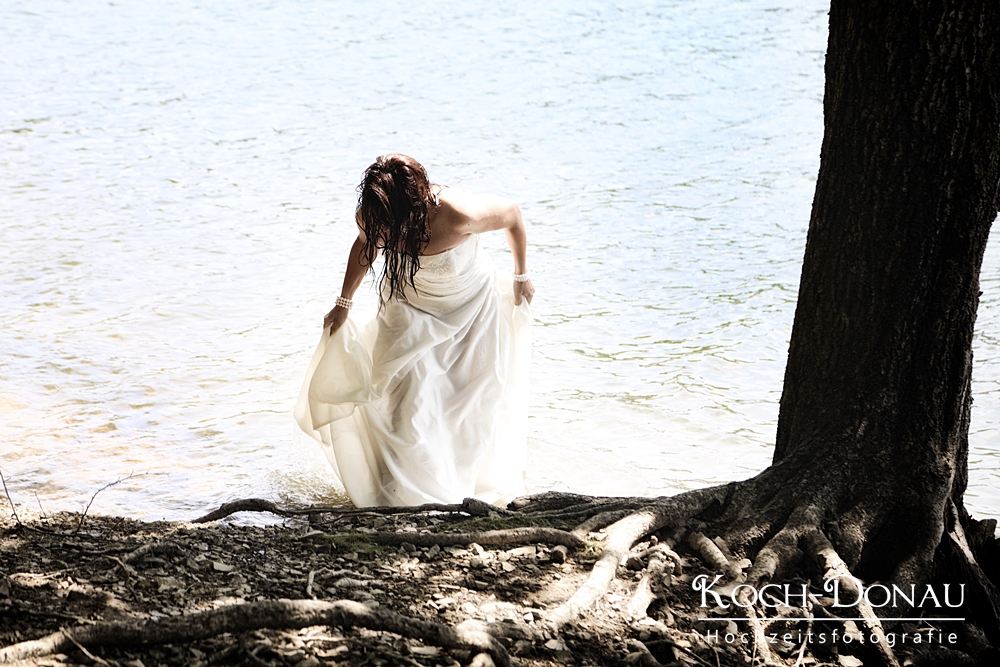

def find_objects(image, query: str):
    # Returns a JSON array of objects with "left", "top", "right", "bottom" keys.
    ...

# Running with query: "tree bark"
[{"left": 773, "top": 0, "right": 1000, "bottom": 583}]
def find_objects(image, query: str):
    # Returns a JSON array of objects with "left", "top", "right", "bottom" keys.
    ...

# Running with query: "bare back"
[{"left": 420, "top": 186, "right": 521, "bottom": 256}]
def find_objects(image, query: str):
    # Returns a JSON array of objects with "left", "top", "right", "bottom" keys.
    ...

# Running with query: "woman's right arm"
[{"left": 323, "top": 234, "right": 372, "bottom": 335}]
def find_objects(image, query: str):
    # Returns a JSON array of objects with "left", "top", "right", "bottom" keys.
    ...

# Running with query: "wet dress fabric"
[{"left": 295, "top": 235, "right": 531, "bottom": 507}]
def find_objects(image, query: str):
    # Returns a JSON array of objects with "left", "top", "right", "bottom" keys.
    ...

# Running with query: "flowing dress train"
[{"left": 294, "top": 234, "right": 531, "bottom": 507}]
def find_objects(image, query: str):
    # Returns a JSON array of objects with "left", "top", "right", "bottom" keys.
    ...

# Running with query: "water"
[{"left": 2, "top": 0, "right": 998, "bottom": 522}]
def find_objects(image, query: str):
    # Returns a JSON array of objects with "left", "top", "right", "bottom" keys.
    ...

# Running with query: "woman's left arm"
[{"left": 501, "top": 204, "right": 535, "bottom": 307}]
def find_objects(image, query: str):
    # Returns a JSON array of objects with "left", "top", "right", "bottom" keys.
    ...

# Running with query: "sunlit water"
[{"left": 2, "top": 0, "right": 998, "bottom": 522}]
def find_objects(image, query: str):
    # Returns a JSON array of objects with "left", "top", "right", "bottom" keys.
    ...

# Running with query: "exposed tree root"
[
  {"left": 0, "top": 599, "right": 510, "bottom": 667},
  {"left": 943, "top": 500, "right": 1000, "bottom": 644},
  {"left": 688, "top": 531, "right": 743, "bottom": 581},
  {"left": 508, "top": 491, "right": 604, "bottom": 512},
  {"left": 514, "top": 475, "right": 991, "bottom": 666},
  {"left": 509, "top": 492, "right": 663, "bottom": 525},
  {"left": 626, "top": 544, "right": 675, "bottom": 620},
  {"left": 536, "top": 500, "right": 651, "bottom": 519},
  {"left": 4, "top": 481, "right": 997, "bottom": 667},
  {"left": 570, "top": 508, "right": 637, "bottom": 539},
  {"left": 546, "top": 511, "right": 661, "bottom": 629},
  {"left": 190, "top": 478, "right": 998, "bottom": 667},
  {"left": 193, "top": 496, "right": 507, "bottom": 523},
  {"left": 742, "top": 602, "right": 780, "bottom": 666},
  {"left": 360, "top": 526, "right": 585, "bottom": 550},
  {"left": 545, "top": 487, "right": 721, "bottom": 630},
  {"left": 801, "top": 526, "right": 899, "bottom": 667}
]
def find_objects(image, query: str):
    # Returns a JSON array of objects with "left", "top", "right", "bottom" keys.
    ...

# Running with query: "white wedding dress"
[{"left": 294, "top": 234, "right": 531, "bottom": 507}]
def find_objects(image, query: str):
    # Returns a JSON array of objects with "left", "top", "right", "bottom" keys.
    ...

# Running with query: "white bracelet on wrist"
[
  {"left": 513, "top": 272, "right": 530, "bottom": 283},
  {"left": 336, "top": 296, "right": 353, "bottom": 310}
]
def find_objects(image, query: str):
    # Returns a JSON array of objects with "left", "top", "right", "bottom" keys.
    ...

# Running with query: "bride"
[{"left": 294, "top": 154, "right": 534, "bottom": 507}]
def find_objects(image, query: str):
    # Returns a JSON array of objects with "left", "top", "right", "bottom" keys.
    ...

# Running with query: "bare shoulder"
[
  {"left": 436, "top": 186, "right": 505, "bottom": 217},
  {"left": 436, "top": 186, "right": 520, "bottom": 234}
]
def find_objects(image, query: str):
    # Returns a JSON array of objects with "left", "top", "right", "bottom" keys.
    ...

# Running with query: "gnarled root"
[
  {"left": 626, "top": 544, "right": 678, "bottom": 620},
  {"left": 688, "top": 531, "right": 744, "bottom": 581},
  {"left": 0, "top": 599, "right": 510, "bottom": 666},
  {"left": 190, "top": 480, "right": 997, "bottom": 667},
  {"left": 546, "top": 510, "right": 664, "bottom": 630},
  {"left": 942, "top": 500, "right": 1000, "bottom": 644},
  {"left": 801, "top": 526, "right": 900, "bottom": 667},
  {"left": 545, "top": 488, "right": 721, "bottom": 630},
  {"left": 572, "top": 509, "right": 638, "bottom": 539},
  {"left": 194, "top": 496, "right": 508, "bottom": 523}
]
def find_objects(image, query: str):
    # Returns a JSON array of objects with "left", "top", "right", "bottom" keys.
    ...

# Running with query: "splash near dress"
[{"left": 295, "top": 234, "right": 531, "bottom": 507}]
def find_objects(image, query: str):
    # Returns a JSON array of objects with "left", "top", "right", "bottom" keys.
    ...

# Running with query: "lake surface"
[{"left": 2, "top": 0, "right": 998, "bottom": 522}]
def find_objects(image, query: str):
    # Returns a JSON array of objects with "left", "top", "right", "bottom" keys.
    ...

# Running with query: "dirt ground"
[{"left": 0, "top": 504, "right": 978, "bottom": 667}]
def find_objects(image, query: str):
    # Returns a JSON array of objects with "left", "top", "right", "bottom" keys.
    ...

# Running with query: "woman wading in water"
[{"left": 295, "top": 154, "right": 534, "bottom": 507}]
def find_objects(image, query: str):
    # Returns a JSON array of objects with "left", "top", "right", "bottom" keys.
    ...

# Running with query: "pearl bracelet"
[
  {"left": 336, "top": 296, "right": 353, "bottom": 310},
  {"left": 513, "top": 272, "right": 530, "bottom": 283}
]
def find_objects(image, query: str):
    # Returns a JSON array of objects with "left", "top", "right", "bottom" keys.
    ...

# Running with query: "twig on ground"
[
  {"left": 313, "top": 568, "right": 374, "bottom": 581},
  {"left": 367, "top": 643, "right": 426, "bottom": 667},
  {"left": 742, "top": 594, "right": 779, "bottom": 665},
  {"left": 64, "top": 632, "right": 112, "bottom": 667},
  {"left": 673, "top": 639, "right": 716, "bottom": 667},
  {"left": 65, "top": 543, "right": 138, "bottom": 556},
  {"left": 625, "top": 638, "right": 661, "bottom": 667},
  {"left": 121, "top": 540, "right": 183, "bottom": 564},
  {"left": 792, "top": 623, "right": 810, "bottom": 667},
  {"left": 105, "top": 555, "right": 138, "bottom": 578},
  {"left": 306, "top": 570, "right": 316, "bottom": 599},
  {"left": 34, "top": 492, "right": 46, "bottom": 519},
  {"left": 75, "top": 472, "right": 153, "bottom": 535},
  {"left": 12, "top": 608, "right": 88, "bottom": 623},
  {"left": 0, "top": 468, "right": 22, "bottom": 527},
  {"left": 238, "top": 634, "right": 272, "bottom": 667}
]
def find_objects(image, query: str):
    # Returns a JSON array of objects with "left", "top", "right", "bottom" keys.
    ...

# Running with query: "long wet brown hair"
[{"left": 356, "top": 154, "right": 436, "bottom": 304}]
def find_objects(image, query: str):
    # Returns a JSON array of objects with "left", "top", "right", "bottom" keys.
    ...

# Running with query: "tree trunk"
[
  {"left": 771, "top": 0, "right": 999, "bottom": 581},
  {"left": 533, "top": 6, "right": 1000, "bottom": 662}
]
